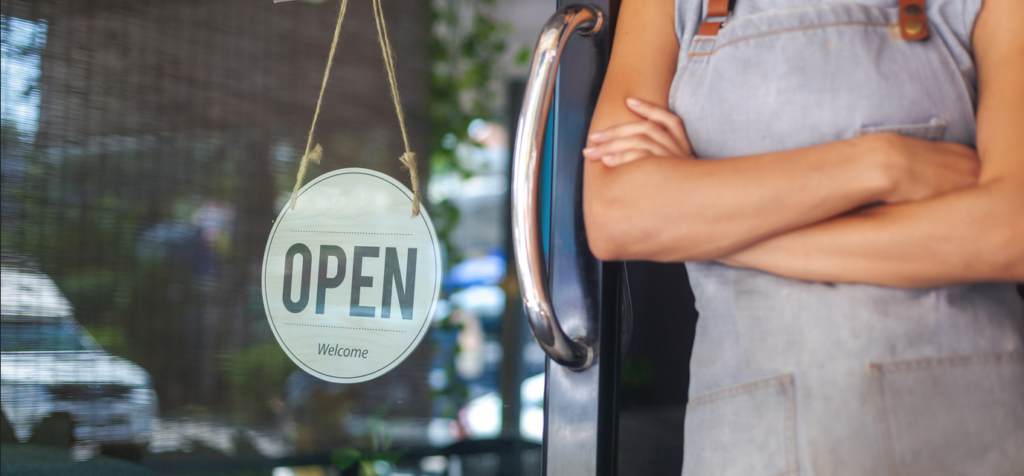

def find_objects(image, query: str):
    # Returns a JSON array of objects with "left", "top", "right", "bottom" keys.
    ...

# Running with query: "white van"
[{"left": 0, "top": 262, "right": 157, "bottom": 456}]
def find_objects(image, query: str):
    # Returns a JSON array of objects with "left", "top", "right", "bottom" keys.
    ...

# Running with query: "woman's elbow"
[
  {"left": 987, "top": 217, "right": 1024, "bottom": 281},
  {"left": 583, "top": 191, "right": 709, "bottom": 262},
  {"left": 582, "top": 167, "right": 715, "bottom": 262},
  {"left": 583, "top": 192, "right": 630, "bottom": 261},
  {"left": 586, "top": 228, "right": 626, "bottom": 262},
  {"left": 980, "top": 183, "right": 1024, "bottom": 281}
]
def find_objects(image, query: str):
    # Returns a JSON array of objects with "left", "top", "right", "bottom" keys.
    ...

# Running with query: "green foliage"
[
  {"left": 514, "top": 45, "right": 532, "bottom": 67},
  {"left": 425, "top": 0, "right": 512, "bottom": 419},
  {"left": 429, "top": 0, "right": 509, "bottom": 152},
  {"left": 331, "top": 404, "right": 406, "bottom": 476},
  {"left": 428, "top": 0, "right": 511, "bottom": 264},
  {"left": 428, "top": 198, "right": 462, "bottom": 266},
  {"left": 83, "top": 325, "right": 129, "bottom": 357},
  {"left": 0, "top": 120, "right": 21, "bottom": 148},
  {"left": 332, "top": 447, "right": 363, "bottom": 471},
  {"left": 620, "top": 357, "right": 656, "bottom": 389},
  {"left": 219, "top": 342, "right": 298, "bottom": 422},
  {"left": 429, "top": 319, "right": 469, "bottom": 418}
]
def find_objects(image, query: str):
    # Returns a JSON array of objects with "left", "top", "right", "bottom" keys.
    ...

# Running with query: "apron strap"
[
  {"left": 698, "top": 0, "right": 731, "bottom": 36},
  {"left": 698, "top": 0, "right": 930, "bottom": 41},
  {"left": 899, "top": 0, "right": 929, "bottom": 41}
]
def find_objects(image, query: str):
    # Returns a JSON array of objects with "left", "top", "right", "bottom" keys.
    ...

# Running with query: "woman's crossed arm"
[
  {"left": 717, "top": 0, "right": 1024, "bottom": 286},
  {"left": 582, "top": 0, "right": 1023, "bottom": 286}
]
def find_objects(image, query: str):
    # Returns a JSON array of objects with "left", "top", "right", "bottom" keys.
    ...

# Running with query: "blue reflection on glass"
[{"left": 0, "top": 16, "right": 47, "bottom": 141}]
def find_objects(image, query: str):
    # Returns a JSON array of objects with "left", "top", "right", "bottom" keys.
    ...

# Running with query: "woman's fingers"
[
  {"left": 625, "top": 97, "right": 693, "bottom": 156},
  {"left": 582, "top": 97, "right": 694, "bottom": 168},
  {"left": 583, "top": 135, "right": 669, "bottom": 159},
  {"left": 583, "top": 135, "right": 671, "bottom": 167},
  {"left": 874, "top": 134, "right": 981, "bottom": 203},
  {"left": 589, "top": 120, "right": 684, "bottom": 156},
  {"left": 601, "top": 149, "right": 656, "bottom": 167}
]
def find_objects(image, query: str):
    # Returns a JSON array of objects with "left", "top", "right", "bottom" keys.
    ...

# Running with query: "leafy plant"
[
  {"left": 331, "top": 404, "right": 406, "bottom": 476},
  {"left": 219, "top": 341, "right": 298, "bottom": 422},
  {"left": 428, "top": 0, "right": 511, "bottom": 265},
  {"left": 83, "top": 325, "right": 129, "bottom": 357}
]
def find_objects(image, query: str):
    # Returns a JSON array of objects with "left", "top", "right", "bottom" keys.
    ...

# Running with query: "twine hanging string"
[
  {"left": 288, "top": 0, "right": 347, "bottom": 210},
  {"left": 372, "top": 0, "right": 420, "bottom": 216},
  {"left": 289, "top": 0, "right": 421, "bottom": 216}
]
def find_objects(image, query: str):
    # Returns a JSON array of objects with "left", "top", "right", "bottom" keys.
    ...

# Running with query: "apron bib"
[{"left": 668, "top": 1, "right": 1024, "bottom": 474}]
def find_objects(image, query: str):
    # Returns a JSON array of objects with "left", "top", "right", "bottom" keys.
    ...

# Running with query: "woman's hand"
[
  {"left": 583, "top": 97, "right": 694, "bottom": 167},
  {"left": 864, "top": 133, "right": 981, "bottom": 204}
]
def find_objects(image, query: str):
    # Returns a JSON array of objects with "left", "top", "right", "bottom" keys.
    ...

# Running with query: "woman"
[{"left": 582, "top": 0, "right": 1023, "bottom": 474}]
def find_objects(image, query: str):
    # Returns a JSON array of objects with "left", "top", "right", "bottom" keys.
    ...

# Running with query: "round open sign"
[{"left": 262, "top": 168, "right": 441, "bottom": 383}]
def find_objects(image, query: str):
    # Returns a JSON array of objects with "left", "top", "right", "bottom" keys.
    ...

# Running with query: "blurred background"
[{"left": 0, "top": 0, "right": 559, "bottom": 474}]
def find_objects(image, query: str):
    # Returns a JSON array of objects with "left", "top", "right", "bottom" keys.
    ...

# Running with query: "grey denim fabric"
[{"left": 668, "top": 1, "right": 1024, "bottom": 475}]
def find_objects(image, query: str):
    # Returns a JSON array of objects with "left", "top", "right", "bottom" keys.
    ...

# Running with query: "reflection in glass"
[
  {"left": 0, "top": 1, "right": 543, "bottom": 474},
  {"left": 1, "top": 321, "right": 94, "bottom": 353},
  {"left": 2, "top": 264, "right": 157, "bottom": 460}
]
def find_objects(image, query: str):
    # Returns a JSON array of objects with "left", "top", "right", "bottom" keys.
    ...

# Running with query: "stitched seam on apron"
[
  {"left": 874, "top": 373, "right": 898, "bottom": 476},
  {"left": 688, "top": 20, "right": 890, "bottom": 57},
  {"left": 868, "top": 350, "right": 1024, "bottom": 374},
  {"left": 784, "top": 374, "right": 798, "bottom": 475},
  {"left": 867, "top": 350, "right": 1022, "bottom": 475},
  {"left": 686, "top": 373, "right": 800, "bottom": 474},
  {"left": 687, "top": 373, "right": 794, "bottom": 408},
  {"left": 928, "top": 24, "right": 979, "bottom": 138},
  {"left": 858, "top": 118, "right": 947, "bottom": 139}
]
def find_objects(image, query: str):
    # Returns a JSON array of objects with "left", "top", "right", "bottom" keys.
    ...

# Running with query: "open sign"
[{"left": 261, "top": 169, "right": 441, "bottom": 383}]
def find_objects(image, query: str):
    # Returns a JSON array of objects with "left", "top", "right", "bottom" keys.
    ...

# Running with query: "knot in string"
[{"left": 399, "top": 151, "right": 421, "bottom": 216}]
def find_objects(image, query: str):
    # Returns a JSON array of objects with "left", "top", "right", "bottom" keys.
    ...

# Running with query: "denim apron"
[{"left": 668, "top": 1, "right": 1024, "bottom": 474}]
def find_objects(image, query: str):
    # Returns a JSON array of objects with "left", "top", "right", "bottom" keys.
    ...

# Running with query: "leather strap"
[
  {"left": 698, "top": 0, "right": 930, "bottom": 41},
  {"left": 898, "top": 0, "right": 929, "bottom": 41},
  {"left": 699, "top": 0, "right": 731, "bottom": 36},
  {"left": 698, "top": 21, "right": 722, "bottom": 36},
  {"left": 706, "top": 0, "right": 730, "bottom": 17}
]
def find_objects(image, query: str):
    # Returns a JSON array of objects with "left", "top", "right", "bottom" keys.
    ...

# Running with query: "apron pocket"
[
  {"left": 858, "top": 117, "right": 947, "bottom": 141},
  {"left": 683, "top": 373, "right": 797, "bottom": 476},
  {"left": 868, "top": 351, "right": 1024, "bottom": 476}
]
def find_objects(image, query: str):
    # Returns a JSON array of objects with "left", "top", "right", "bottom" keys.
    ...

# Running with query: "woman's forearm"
[
  {"left": 717, "top": 0, "right": 1024, "bottom": 287},
  {"left": 582, "top": 0, "right": 905, "bottom": 262},
  {"left": 719, "top": 180, "right": 1024, "bottom": 287},
  {"left": 584, "top": 136, "right": 895, "bottom": 262}
]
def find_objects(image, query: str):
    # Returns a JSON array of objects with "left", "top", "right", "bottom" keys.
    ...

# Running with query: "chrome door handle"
[{"left": 512, "top": 4, "right": 603, "bottom": 371}]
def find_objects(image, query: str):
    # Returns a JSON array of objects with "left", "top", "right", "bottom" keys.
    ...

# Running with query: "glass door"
[
  {"left": 515, "top": 3, "right": 702, "bottom": 476},
  {"left": 0, "top": 1, "right": 548, "bottom": 475},
  {"left": 511, "top": 3, "right": 620, "bottom": 475}
]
